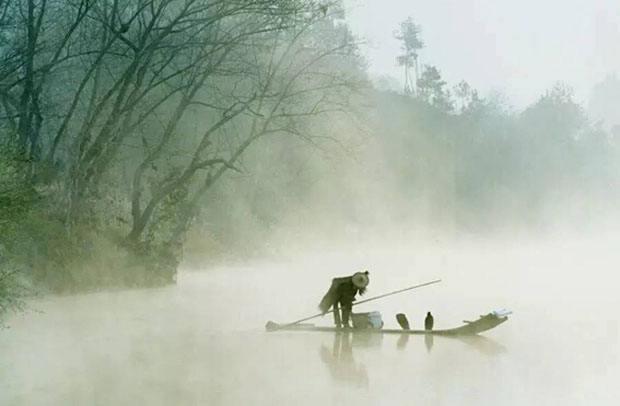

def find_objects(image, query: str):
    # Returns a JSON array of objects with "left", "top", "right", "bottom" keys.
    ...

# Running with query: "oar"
[{"left": 265, "top": 278, "right": 441, "bottom": 331}]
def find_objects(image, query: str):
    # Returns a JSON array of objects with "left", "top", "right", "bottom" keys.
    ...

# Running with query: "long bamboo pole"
[{"left": 266, "top": 279, "right": 441, "bottom": 331}]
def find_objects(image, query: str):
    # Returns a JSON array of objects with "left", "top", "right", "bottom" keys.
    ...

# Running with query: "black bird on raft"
[{"left": 424, "top": 311, "right": 434, "bottom": 331}]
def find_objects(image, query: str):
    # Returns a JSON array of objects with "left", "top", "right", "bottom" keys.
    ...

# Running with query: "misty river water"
[{"left": 1, "top": 238, "right": 619, "bottom": 405}]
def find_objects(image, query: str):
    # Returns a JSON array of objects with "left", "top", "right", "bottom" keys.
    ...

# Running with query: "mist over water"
[
  {"left": 2, "top": 1, "right": 620, "bottom": 405},
  {"left": 2, "top": 237, "right": 618, "bottom": 405}
]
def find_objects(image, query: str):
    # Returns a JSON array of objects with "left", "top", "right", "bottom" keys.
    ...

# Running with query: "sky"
[{"left": 343, "top": 0, "right": 620, "bottom": 108}]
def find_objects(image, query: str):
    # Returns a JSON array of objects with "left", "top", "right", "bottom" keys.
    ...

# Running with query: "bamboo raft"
[
  {"left": 266, "top": 310, "right": 510, "bottom": 336},
  {"left": 265, "top": 279, "right": 510, "bottom": 336}
]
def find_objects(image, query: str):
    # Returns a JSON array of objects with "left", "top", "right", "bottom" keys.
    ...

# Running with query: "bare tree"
[
  {"left": 0, "top": 1, "right": 93, "bottom": 164},
  {"left": 125, "top": 2, "right": 364, "bottom": 246},
  {"left": 0, "top": 0, "right": 366, "bottom": 282}
]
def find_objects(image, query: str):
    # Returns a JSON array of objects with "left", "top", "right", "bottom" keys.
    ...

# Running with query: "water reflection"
[
  {"left": 396, "top": 333, "right": 409, "bottom": 350},
  {"left": 319, "top": 329, "right": 506, "bottom": 388},
  {"left": 395, "top": 332, "right": 434, "bottom": 352},
  {"left": 458, "top": 335, "right": 507, "bottom": 356},
  {"left": 323, "top": 331, "right": 508, "bottom": 361},
  {"left": 397, "top": 332, "right": 506, "bottom": 356},
  {"left": 424, "top": 334, "right": 434, "bottom": 352},
  {"left": 319, "top": 332, "right": 372, "bottom": 387}
]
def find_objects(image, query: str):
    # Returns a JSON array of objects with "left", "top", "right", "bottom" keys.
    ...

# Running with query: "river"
[{"left": 1, "top": 238, "right": 618, "bottom": 405}]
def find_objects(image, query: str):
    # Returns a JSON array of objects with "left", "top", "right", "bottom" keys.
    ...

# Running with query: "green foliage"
[
  {"left": 395, "top": 17, "right": 424, "bottom": 65},
  {"left": 0, "top": 267, "right": 27, "bottom": 325},
  {"left": 416, "top": 65, "right": 454, "bottom": 113},
  {"left": 0, "top": 143, "right": 34, "bottom": 318},
  {"left": 368, "top": 82, "right": 620, "bottom": 232},
  {"left": 453, "top": 81, "right": 481, "bottom": 114},
  {"left": 0, "top": 146, "right": 36, "bottom": 224}
]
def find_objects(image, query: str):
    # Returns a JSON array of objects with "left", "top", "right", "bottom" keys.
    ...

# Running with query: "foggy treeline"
[
  {"left": 195, "top": 16, "right": 620, "bottom": 257},
  {"left": 2, "top": 1, "right": 620, "bottom": 316}
]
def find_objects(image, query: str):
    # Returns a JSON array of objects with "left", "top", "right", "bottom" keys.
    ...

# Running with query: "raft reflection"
[
  {"left": 458, "top": 335, "right": 508, "bottom": 356},
  {"left": 319, "top": 330, "right": 507, "bottom": 387},
  {"left": 396, "top": 332, "right": 506, "bottom": 356}
]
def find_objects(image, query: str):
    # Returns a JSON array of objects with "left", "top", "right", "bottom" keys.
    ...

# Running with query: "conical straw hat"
[{"left": 352, "top": 271, "right": 369, "bottom": 288}]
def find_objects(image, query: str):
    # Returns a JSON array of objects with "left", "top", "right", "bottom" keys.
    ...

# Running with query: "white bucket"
[{"left": 351, "top": 311, "right": 384, "bottom": 329}]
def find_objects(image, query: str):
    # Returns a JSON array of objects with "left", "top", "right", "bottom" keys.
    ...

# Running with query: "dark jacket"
[{"left": 319, "top": 276, "right": 364, "bottom": 313}]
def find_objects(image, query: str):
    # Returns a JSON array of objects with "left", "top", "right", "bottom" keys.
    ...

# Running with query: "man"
[{"left": 319, "top": 271, "right": 369, "bottom": 328}]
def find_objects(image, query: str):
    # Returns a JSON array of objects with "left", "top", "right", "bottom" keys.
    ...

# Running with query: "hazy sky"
[{"left": 344, "top": 0, "right": 620, "bottom": 107}]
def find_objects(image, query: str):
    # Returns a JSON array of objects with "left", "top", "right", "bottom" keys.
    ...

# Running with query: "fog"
[
  {"left": 2, "top": 238, "right": 619, "bottom": 405},
  {"left": 2, "top": 1, "right": 620, "bottom": 405},
  {"left": 345, "top": 0, "right": 620, "bottom": 106}
]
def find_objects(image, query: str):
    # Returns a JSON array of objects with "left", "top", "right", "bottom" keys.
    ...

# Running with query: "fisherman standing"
[{"left": 319, "top": 271, "right": 369, "bottom": 328}]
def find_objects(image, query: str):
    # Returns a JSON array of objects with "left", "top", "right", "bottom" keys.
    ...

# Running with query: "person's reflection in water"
[
  {"left": 319, "top": 332, "right": 369, "bottom": 387},
  {"left": 424, "top": 333, "right": 434, "bottom": 352}
]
